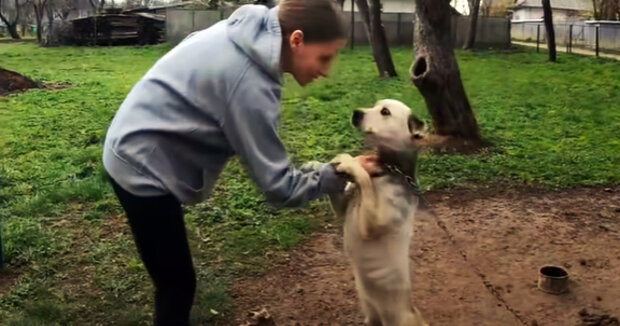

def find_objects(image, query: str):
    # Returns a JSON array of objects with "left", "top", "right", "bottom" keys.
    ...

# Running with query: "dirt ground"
[
  {"left": 232, "top": 186, "right": 620, "bottom": 326},
  {"left": 0, "top": 67, "right": 40, "bottom": 95}
]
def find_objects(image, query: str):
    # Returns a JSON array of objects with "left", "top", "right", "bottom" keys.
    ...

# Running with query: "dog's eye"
[{"left": 380, "top": 107, "right": 391, "bottom": 116}]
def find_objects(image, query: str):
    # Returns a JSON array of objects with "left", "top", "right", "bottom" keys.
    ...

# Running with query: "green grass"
[{"left": 0, "top": 43, "right": 619, "bottom": 325}]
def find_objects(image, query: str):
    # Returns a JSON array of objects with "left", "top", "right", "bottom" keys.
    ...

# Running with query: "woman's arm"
[{"left": 221, "top": 74, "right": 345, "bottom": 207}]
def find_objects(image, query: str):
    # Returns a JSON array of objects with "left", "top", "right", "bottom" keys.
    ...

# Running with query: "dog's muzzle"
[{"left": 352, "top": 110, "right": 364, "bottom": 128}]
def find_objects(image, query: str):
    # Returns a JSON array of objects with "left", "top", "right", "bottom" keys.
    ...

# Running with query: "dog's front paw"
[{"left": 330, "top": 154, "right": 358, "bottom": 175}]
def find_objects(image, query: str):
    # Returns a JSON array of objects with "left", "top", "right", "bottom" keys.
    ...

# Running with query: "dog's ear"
[{"left": 408, "top": 114, "right": 424, "bottom": 134}]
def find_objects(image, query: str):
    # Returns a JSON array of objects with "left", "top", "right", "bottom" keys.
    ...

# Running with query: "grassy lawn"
[{"left": 0, "top": 43, "right": 618, "bottom": 325}]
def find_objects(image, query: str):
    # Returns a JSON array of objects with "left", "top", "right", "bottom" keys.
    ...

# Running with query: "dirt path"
[{"left": 231, "top": 187, "right": 620, "bottom": 326}]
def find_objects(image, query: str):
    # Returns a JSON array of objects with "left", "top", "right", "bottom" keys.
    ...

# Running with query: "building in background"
[
  {"left": 511, "top": 0, "right": 592, "bottom": 22},
  {"left": 341, "top": 0, "right": 415, "bottom": 13}
]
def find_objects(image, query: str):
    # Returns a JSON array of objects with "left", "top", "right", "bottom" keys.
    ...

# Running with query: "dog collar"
[{"left": 382, "top": 163, "right": 421, "bottom": 195}]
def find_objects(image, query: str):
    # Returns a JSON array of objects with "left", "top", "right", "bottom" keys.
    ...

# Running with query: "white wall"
[
  {"left": 342, "top": 0, "right": 415, "bottom": 13},
  {"left": 511, "top": 21, "right": 620, "bottom": 52},
  {"left": 512, "top": 7, "right": 582, "bottom": 22},
  {"left": 513, "top": 7, "right": 543, "bottom": 20}
]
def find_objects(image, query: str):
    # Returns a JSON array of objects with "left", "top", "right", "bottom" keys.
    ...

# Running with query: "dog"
[{"left": 329, "top": 99, "right": 429, "bottom": 326}]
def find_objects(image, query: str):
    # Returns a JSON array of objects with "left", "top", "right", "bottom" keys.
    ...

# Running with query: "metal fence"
[
  {"left": 512, "top": 21, "right": 620, "bottom": 55},
  {"left": 166, "top": 8, "right": 416, "bottom": 47},
  {"left": 166, "top": 8, "right": 236, "bottom": 46},
  {"left": 341, "top": 12, "right": 415, "bottom": 47},
  {"left": 450, "top": 16, "right": 511, "bottom": 49},
  {"left": 167, "top": 7, "right": 511, "bottom": 50},
  {"left": 339, "top": 12, "right": 510, "bottom": 49}
]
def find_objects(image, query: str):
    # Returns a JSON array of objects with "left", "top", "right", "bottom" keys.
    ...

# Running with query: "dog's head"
[{"left": 352, "top": 99, "right": 425, "bottom": 151}]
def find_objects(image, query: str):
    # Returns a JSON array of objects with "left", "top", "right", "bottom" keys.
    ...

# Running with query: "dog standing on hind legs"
[{"left": 329, "top": 99, "right": 429, "bottom": 326}]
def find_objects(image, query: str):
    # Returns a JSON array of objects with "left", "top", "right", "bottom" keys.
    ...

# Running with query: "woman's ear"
[{"left": 288, "top": 30, "right": 304, "bottom": 49}]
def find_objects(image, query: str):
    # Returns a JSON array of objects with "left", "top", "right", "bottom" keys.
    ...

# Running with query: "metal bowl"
[{"left": 538, "top": 265, "right": 569, "bottom": 294}]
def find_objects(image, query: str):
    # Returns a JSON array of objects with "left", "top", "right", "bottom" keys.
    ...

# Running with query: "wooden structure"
[{"left": 70, "top": 11, "right": 165, "bottom": 45}]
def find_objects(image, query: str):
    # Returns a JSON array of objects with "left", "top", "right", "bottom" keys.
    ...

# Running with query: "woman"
[{"left": 103, "top": 0, "right": 376, "bottom": 324}]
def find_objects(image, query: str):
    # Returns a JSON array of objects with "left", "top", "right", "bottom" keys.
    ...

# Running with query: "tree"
[
  {"left": 412, "top": 0, "right": 482, "bottom": 144},
  {"left": 87, "top": 0, "right": 103, "bottom": 12},
  {"left": 479, "top": 0, "right": 513, "bottom": 16},
  {"left": 355, "top": 0, "right": 397, "bottom": 78},
  {"left": 42, "top": 0, "right": 74, "bottom": 44},
  {"left": 52, "top": 0, "right": 74, "bottom": 20},
  {"left": 480, "top": 0, "right": 491, "bottom": 15},
  {"left": 542, "top": 0, "right": 556, "bottom": 62},
  {"left": 18, "top": 3, "right": 33, "bottom": 37},
  {"left": 463, "top": 0, "right": 481, "bottom": 49},
  {"left": 592, "top": 0, "right": 620, "bottom": 20},
  {"left": 32, "top": 0, "right": 47, "bottom": 42},
  {"left": 0, "top": 0, "right": 23, "bottom": 39},
  {"left": 468, "top": 0, "right": 475, "bottom": 13}
]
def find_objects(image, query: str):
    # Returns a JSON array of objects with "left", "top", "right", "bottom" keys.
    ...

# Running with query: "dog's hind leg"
[
  {"left": 362, "top": 301, "right": 382, "bottom": 326},
  {"left": 413, "top": 307, "right": 429, "bottom": 326},
  {"left": 370, "top": 289, "right": 429, "bottom": 326},
  {"left": 401, "top": 308, "right": 429, "bottom": 326},
  {"left": 382, "top": 308, "right": 428, "bottom": 326},
  {"left": 355, "top": 274, "right": 382, "bottom": 326}
]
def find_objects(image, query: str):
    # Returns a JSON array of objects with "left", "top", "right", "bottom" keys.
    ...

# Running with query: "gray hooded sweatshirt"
[{"left": 103, "top": 5, "right": 344, "bottom": 206}]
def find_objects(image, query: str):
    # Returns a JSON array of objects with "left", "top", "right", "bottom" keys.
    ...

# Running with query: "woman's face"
[{"left": 286, "top": 31, "right": 345, "bottom": 86}]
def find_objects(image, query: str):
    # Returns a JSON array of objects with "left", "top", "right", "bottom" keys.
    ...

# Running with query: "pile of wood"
[{"left": 70, "top": 11, "right": 165, "bottom": 46}]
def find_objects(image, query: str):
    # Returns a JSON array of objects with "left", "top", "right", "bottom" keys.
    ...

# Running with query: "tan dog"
[{"left": 329, "top": 99, "right": 429, "bottom": 326}]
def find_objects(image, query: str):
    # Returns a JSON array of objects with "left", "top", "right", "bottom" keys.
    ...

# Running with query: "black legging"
[{"left": 109, "top": 177, "right": 195, "bottom": 326}]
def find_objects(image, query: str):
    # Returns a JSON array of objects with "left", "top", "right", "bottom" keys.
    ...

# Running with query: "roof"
[
  {"left": 147, "top": 2, "right": 188, "bottom": 10},
  {"left": 513, "top": 0, "right": 592, "bottom": 11},
  {"left": 122, "top": 3, "right": 189, "bottom": 14},
  {"left": 134, "top": 12, "right": 165, "bottom": 21}
]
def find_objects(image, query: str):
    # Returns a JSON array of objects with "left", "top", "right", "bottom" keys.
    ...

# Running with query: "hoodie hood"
[{"left": 227, "top": 5, "right": 282, "bottom": 82}]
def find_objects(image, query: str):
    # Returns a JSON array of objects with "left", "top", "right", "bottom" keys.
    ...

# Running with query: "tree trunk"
[
  {"left": 542, "top": 0, "right": 556, "bottom": 62},
  {"left": 88, "top": 0, "right": 104, "bottom": 13},
  {"left": 354, "top": 0, "right": 397, "bottom": 78},
  {"left": 467, "top": 0, "right": 475, "bottom": 13},
  {"left": 33, "top": 3, "right": 43, "bottom": 43},
  {"left": 601, "top": 0, "right": 620, "bottom": 19},
  {"left": 368, "top": 0, "right": 397, "bottom": 77},
  {"left": 0, "top": 0, "right": 22, "bottom": 39},
  {"left": 35, "top": 17, "right": 42, "bottom": 43},
  {"left": 463, "top": 0, "right": 481, "bottom": 50},
  {"left": 45, "top": 3, "right": 54, "bottom": 45},
  {"left": 411, "top": 0, "right": 481, "bottom": 141},
  {"left": 6, "top": 22, "right": 20, "bottom": 39},
  {"left": 592, "top": 0, "right": 600, "bottom": 19},
  {"left": 354, "top": 0, "right": 372, "bottom": 43}
]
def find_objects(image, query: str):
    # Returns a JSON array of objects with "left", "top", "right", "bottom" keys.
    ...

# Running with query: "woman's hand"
[{"left": 355, "top": 154, "right": 382, "bottom": 177}]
